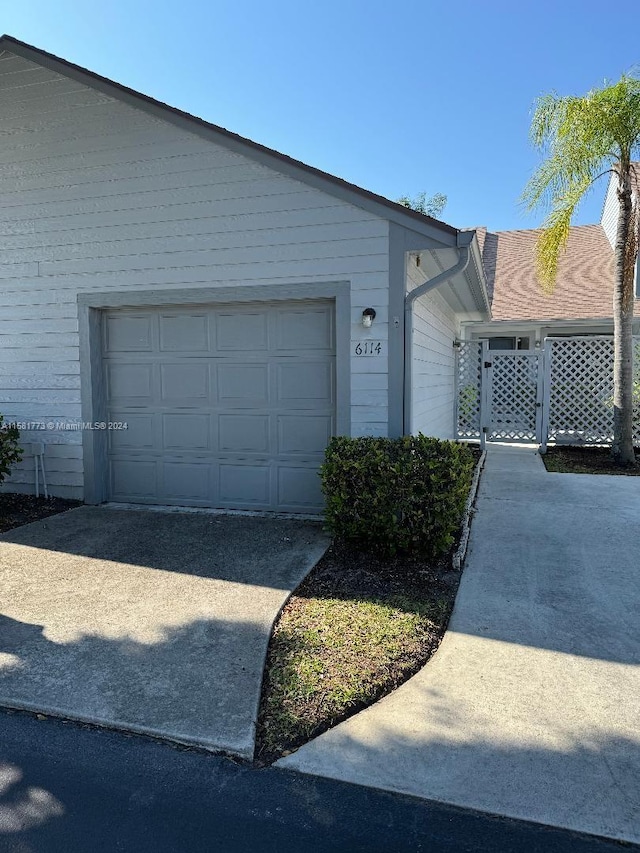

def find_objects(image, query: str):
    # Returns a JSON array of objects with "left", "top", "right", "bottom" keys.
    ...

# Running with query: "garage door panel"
[
  {"left": 278, "top": 415, "right": 333, "bottom": 455},
  {"left": 105, "top": 313, "right": 153, "bottom": 352},
  {"left": 104, "top": 300, "right": 335, "bottom": 512},
  {"left": 219, "top": 463, "right": 270, "bottom": 506},
  {"left": 277, "top": 465, "right": 323, "bottom": 509},
  {"left": 162, "top": 462, "right": 210, "bottom": 501},
  {"left": 160, "top": 363, "right": 210, "bottom": 402},
  {"left": 159, "top": 313, "right": 209, "bottom": 352},
  {"left": 276, "top": 362, "right": 333, "bottom": 405},
  {"left": 215, "top": 311, "right": 268, "bottom": 351},
  {"left": 276, "top": 307, "right": 333, "bottom": 351},
  {"left": 109, "top": 413, "right": 157, "bottom": 451},
  {"left": 217, "top": 363, "right": 269, "bottom": 405},
  {"left": 111, "top": 458, "right": 157, "bottom": 499},
  {"left": 163, "top": 413, "right": 211, "bottom": 451},
  {"left": 106, "top": 362, "right": 154, "bottom": 402},
  {"left": 218, "top": 414, "right": 269, "bottom": 453}
]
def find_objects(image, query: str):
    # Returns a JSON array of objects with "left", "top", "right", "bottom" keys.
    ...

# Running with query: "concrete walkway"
[
  {"left": 278, "top": 445, "right": 640, "bottom": 844},
  {"left": 0, "top": 507, "right": 329, "bottom": 758}
]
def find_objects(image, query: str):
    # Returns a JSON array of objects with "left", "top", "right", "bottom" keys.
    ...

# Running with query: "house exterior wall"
[
  {"left": 0, "top": 50, "right": 391, "bottom": 499},
  {"left": 408, "top": 261, "right": 459, "bottom": 439},
  {"left": 600, "top": 172, "right": 640, "bottom": 294},
  {"left": 600, "top": 173, "right": 618, "bottom": 250}
]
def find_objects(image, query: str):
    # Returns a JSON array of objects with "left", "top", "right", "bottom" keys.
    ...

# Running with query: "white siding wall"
[
  {"left": 600, "top": 171, "right": 640, "bottom": 294},
  {"left": 408, "top": 263, "right": 459, "bottom": 439},
  {"left": 0, "top": 51, "right": 390, "bottom": 499},
  {"left": 600, "top": 173, "right": 618, "bottom": 249}
]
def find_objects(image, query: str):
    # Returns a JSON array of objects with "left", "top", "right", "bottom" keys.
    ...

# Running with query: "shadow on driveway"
[
  {"left": 0, "top": 507, "right": 330, "bottom": 757},
  {"left": 0, "top": 506, "right": 327, "bottom": 586}
]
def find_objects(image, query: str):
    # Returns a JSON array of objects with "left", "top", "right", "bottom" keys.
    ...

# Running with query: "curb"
[{"left": 452, "top": 449, "right": 486, "bottom": 571}]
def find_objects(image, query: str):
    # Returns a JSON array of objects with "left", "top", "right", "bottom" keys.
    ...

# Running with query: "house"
[
  {"left": 456, "top": 169, "right": 640, "bottom": 447},
  {"left": 461, "top": 168, "right": 640, "bottom": 348},
  {"left": 0, "top": 36, "right": 489, "bottom": 513}
]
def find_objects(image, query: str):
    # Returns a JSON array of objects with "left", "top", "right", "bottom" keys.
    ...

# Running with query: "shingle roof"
[{"left": 483, "top": 224, "right": 639, "bottom": 321}]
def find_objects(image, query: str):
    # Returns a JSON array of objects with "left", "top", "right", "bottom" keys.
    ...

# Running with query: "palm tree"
[
  {"left": 397, "top": 191, "right": 447, "bottom": 219},
  {"left": 523, "top": 74, "right": 640, "bottom": 465}
]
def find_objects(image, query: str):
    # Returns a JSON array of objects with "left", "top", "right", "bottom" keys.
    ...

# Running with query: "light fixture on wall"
[{"left": 361, "top": 308, "right": 376, "bottom": 328}]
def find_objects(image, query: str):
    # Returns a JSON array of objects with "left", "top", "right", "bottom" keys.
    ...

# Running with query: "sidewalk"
[{"left": 278, "top": 444, "right": 640, "bottom": 844}]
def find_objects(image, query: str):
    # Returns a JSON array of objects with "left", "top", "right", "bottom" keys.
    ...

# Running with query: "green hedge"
[
  {"left": 320, "top": 435, "right": 475, "bottom": 556},
  {"left": 0, "top": 415, "right": 22, "bottom": 486}
]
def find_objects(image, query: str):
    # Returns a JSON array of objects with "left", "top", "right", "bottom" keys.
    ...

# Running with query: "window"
[
  {"left": 486, "top": 336, "right": 531, "bottom": 350},
  {"left": 488, "top": 337, "right": 515, "bottom": 350}
]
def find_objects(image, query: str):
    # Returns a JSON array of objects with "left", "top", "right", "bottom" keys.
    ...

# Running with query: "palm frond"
[
  {"left": 523, "top": 73, "right": 640, "bottom": 292},
  {"left": 535, "top": 175, "right": 591, "bottom": 292}
]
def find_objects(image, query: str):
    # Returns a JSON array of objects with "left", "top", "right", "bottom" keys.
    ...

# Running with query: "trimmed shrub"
[
  {"left": 0, "top": 415, "right": 22, "bottom": 486},
  {"left": 320, "top": 435, "right": 475, "bottom": 557}
]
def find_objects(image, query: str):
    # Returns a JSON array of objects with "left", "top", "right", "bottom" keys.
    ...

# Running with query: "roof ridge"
[{"left": 494, "top": 223, "right": 604, "bottom": 236}]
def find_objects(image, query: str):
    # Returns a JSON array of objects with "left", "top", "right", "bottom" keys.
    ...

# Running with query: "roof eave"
[
  {"left": 463, "top": 316, "right": 624, "bottom": 327},
  {"left": 425, "top": 234, "right": 491, "bottom": 318},
  {"left": 454, "top": 230, "right": 491, "bottom": 316}
]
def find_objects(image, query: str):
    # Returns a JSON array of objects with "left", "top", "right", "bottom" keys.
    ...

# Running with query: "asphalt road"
[{"left": 0, "top": 709, "right": 629, "bottom": 853}]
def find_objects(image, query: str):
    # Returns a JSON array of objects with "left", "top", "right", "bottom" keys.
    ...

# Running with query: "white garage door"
[{"left": 103, "top": 301, "right": 335, "bottom": 513}]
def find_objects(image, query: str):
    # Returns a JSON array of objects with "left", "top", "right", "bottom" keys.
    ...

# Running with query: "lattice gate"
[
  {"left": 455, "top": 336, "right": 640, "bottom": 447},
  {"left": 455, "top": 341, "right": 542, "bottom": 446},
  {"left": 484, "top": 349, "right": 543, "bottom": 442}
]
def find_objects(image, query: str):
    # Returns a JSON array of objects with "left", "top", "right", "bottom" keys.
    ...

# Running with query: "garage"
[
  {"left": 102, "top": 300, "right": 336, "bottom": 513},
  {"left": 0, "top": 38, "right": 494, "bottom": 507}
]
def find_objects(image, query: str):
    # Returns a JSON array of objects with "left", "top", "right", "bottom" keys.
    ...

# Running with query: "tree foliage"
[
  {"left": 0, "top": 415, "right": 22, "bottom": 485},
  {"left": 522, "top": 73, "right": 640, "bottom": 464},
  {"left": 397, "top": 191, "right": 447, "bottom": 219}
]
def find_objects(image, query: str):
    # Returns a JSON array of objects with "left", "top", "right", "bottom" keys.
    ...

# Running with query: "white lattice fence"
[
  {"left": 456, "top": 336, "right": 640, "bottom": 446},
  {"left": 489, "top": 352, "right": 541, "bottom": 441},
  {"left": 546, "top": 337, "right": 640, "bottom": 444},
  {"left": 455, "top": 341, "right": 482, "bottom": 438}
]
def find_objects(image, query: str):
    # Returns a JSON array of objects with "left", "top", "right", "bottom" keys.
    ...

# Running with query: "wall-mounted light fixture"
[{"left": 361, "top": 308, "right": 376, "bottom": 328}]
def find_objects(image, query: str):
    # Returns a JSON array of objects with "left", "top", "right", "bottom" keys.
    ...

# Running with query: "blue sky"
[{"left": 4, "top": 1, "right": 639, "bottom": 231}]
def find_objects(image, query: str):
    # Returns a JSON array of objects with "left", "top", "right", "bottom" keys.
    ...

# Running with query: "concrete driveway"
[
  {"left": 279, "top": 445, "right": 640, "bottom": 844},
  {"left": 0, "top": 507, "right": 329, "bottom": 758}
]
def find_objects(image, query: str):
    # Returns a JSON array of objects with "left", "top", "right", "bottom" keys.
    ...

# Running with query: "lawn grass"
[
  {"left": 543, "top": 445, "right": 640, "bottom": 475},
  {"left": 255, "top": 541, "right": 461, "bottom": 765}
]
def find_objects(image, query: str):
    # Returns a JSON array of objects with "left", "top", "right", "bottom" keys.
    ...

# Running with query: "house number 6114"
[{"left": 354, "top": 341, "right": 383, "bottom": 356}]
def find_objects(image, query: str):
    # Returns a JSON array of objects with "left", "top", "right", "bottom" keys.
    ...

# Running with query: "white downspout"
[{"left": 403, "top": 242, "right": 471, "bottom": 435}]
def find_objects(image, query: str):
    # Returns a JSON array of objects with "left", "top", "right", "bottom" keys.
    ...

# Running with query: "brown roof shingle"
[{"left": 485, "top": 224, "right": 639, "bottom": 321}]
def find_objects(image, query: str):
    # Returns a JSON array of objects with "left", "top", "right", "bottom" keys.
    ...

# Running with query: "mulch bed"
[
  {"left": 543, "top": 445, "right": 640, "bottom": 475},
  {"left": 0, "top": 493, "right": 82, "bottom": 534}
]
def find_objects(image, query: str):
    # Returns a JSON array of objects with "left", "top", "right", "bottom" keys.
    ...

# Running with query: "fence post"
[
  {"left": 534, "top": 348, "right": 544, "bottom": 447},
  {"left": 539, "top": 339, "right": 552, "bottom": 453},
  {"left": 634, "top": 337, "right": 640, "bottom": 445},
  {"left": 479, "top": 340, "right": 490, "bottom": 450},
  {"left": 453, "top": 340, "right": 460, "bottom": 440}
]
